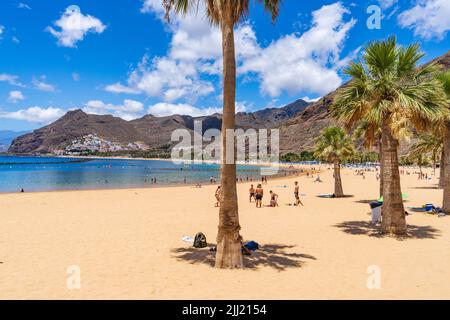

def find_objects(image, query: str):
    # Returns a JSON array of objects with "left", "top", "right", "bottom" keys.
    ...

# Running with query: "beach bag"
[
  {"left": 193, "top": 232, "right": 207, "bottom": 248},
  {"left": 243, "top": 241, "right": 259, "bottom": 251}
]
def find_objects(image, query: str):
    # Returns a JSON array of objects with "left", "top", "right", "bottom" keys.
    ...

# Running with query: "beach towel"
[
  {"left": 182, "top": 236, "right": 194, "bottom": 243},
  {"left": 318, "top": 194, "right": 336, "bottom": 198}
]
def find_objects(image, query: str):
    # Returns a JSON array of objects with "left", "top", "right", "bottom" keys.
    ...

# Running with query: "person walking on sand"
[
  {"left": 294, "top": 182, "right": 304, "bottom": 206},
  {"left": 255, "top": 184, "right": 264, "bottom": 208},
  {"left": 215, "top": 186, "right": 222, "bottom": 207},
  {"left": 249, "top": 184, "right": 256, "bottom": 203}
]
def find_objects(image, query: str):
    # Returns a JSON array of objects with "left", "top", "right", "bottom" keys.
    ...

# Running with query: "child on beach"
[{"left": 215, "top": 186, "right": 221, "bottom": 207}]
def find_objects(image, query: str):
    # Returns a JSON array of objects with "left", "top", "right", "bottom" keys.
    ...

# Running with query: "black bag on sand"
[{"left": 193, "top": 232, "right": 207, "bottom": 248}]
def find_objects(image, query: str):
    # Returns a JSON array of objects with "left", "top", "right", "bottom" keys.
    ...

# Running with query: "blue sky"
[{"left": 0, "top": 0, "right": 449, "bottom": 131}]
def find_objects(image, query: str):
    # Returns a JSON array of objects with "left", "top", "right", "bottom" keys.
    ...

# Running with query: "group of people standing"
[
  {"left": 214, "top": 181, "right": 304, "bottom": 209},
  {"left": 249, "top": 181, "right": 304, "bottom": 208}
]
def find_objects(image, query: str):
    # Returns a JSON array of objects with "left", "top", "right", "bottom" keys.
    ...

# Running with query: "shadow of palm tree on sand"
[
  {"left": 172, "top": 244, "right": 316, "bottom": 271},
  {"left": 334, "top": 221, "right": 441, "bottom": 240}
]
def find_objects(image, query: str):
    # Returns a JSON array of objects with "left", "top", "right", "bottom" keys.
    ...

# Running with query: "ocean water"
[{"left": 0, "top": 156, "right": 264, "bottom": 193}]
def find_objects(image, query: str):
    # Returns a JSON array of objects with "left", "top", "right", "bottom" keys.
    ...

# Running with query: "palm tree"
[
  {"left": 333, "top": 37, "right": 448, "bottom": 235},
  {"left": 352, "top": 118, "right": 411, "bottom": 197},
  {"left": 436, "top": 71, "right": 450, "bottom": 212},
  {"left": 409, "top": 133, "right": 443, "bottom": 175},
  {"left": 315, "top": 126, "right": 355, "bottom": 197},
  {"left": 164, "top": 0, "right": 282, "bottom": 268}
]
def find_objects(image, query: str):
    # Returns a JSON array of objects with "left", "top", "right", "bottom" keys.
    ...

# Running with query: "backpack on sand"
[{"left": 193, "top": 232, "right": 207, "bottom": 248}]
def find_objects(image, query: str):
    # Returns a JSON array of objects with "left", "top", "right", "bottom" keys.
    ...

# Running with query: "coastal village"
[{"left": 56, "top": 134, "right": 149, "bottom": 155}]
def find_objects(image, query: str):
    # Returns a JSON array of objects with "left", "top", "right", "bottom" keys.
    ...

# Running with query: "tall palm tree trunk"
[
  {"left": 380, "top": 116, "right": 406, "bottom": 235},
  {"left": 379, "top": 136, "right": 384, "bottom": 198},
  {"left": 442, "top": 123, "right": 450, "bottom": 213},
  {"left": 334, "top": 160, "right": 344, "bottom": 197},
  {"left": 439, "top": 149, "right": 445, "bottom": 189},
  {"left": 215, "top": 16, "right": 243, "bottom": 269}
]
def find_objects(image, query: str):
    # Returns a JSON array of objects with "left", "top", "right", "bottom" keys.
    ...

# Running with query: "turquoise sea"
[{"left": 0, "top": 156, "right": 265, "bottom": 193}]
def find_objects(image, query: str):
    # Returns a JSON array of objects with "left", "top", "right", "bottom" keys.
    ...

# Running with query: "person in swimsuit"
[
  {"left": 255, "top": 184, "right": 264, "bottom": 208},
  {"left": 269, "top": 191, "right": 279, "bottom": 207},
  {"left": 215, "top": 186, "right": 221, "bottom": 207},
  {"left": 294, "top": 182, "right": 304, "bottom": 206},
  {"left": 249, "top": 184, "right": 256, "bottom": 203}
]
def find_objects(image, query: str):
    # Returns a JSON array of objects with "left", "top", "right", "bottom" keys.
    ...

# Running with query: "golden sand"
[{"left": 0, "top": 165, "right": 449, "bottom": 299}]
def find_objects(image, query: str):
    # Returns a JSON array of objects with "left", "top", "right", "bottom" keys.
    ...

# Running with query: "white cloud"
[
  {"left": 104, "top": 82, "right": 141, "bottom": 94},
  {"left": 0, "top": 25, "right": 4, "bottom": 39},
  {"left": 0, "top": 73, "right": 24, "bottom": 87},
  {"left": 125, "top": 1, "right": 356, "bottom": 102},
  {"left": 240, "top": 2, "right": 356, "bottom": 97},
  {"left": 147, "top": 101, "right": 247, "bottom": 117},
  {"left": 148, "top": 103, "right": 221, "bottom": 117},
  {"left": 141, "top": 0, "right": 165, "bottom": 15},
  {"left": 46, "top": 5, "right": 106, "bottom": 48},
  {"left": 32, "top": 76, "right": 56, "bottom": 92},
  {"left": 301, "top": 96, "right": 322, "bottom": 103},
  {"left": 108, "top": 1, "right": 260, "bottom": 102},
  {"left": 12, "top": 36, "right": 20, "bottom": 43},
  {"left": 0, "top": 107, "right": 64, "bottom": 123},
  {"left": 83, "top": 99, "right": 144, "bottom": 120},
  {"left": 8, "top": 90, "right": 25, "bottom": 103},
  {"left": 18, "top": 2, "right": 32, "bottom": 10},
  {"left": 398, "top": 0, "right": 450, "bottom": 41}
]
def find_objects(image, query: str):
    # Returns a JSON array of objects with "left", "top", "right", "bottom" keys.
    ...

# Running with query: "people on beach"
[
  {"left": 215, "top": 186, "right": 222, "bottom": 207},
  {"left": 255, "top": 184, "right": 264, "bottom": 208},
  {"left": 269, "top": 191, "right": 279, "bottom": 207},
  {"left": 249, "top": 184, "right": 256, "bottom": 203},
  {"left": 294, "top": 182, "right": 304, "bottom": 206}
]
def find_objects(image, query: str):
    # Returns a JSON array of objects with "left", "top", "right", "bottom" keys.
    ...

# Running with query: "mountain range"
[
  {"left": 8, "top": 99, "right": 310, "bottom": 154},
  {"left": 8, "top": 50, "right": 450, "bottom": 155}
]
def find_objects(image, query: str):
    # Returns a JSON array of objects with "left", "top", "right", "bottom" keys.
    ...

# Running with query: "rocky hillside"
[
  {"left": 9, "top": 99, "right": 309, "bottom": 154},
  {"left": 279, "top": 50, "right": 450, "bottom": 154}
]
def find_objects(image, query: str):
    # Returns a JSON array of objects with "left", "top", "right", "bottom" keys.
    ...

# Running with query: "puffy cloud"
[
  {"left": 141, "top": 0, "right": 165, "bottom": 15},
  {"left": 107, "top": 2, "right": 355, "bottom": 104},
  {"left": 240, "top": 2, "right": 356, "bottom": 97},
  {"left": 0, "top": 73, "right": 24, "bottom": 87},
  {"left": 104, "top": 83, "right": 141, "bottom": 94},
  {"left": 0, "top": 107, "right": 64, "bottom": 123},
  {"left": 32, "top": 76, "right": 56, "bottom": 92},
  {"left": 0, "top": 25, "right": 4, "bottom": 38},
  {"left": 83, "top": 99, "right": 144, "bottom": 120},
  {"left": 46, "top": 5, "right": 106, "bottom": 48},
  {"left": 398, "top": 0, "right": 450, "bottom": 41},
  {"left": 147, "top": 101, "right": 247, "bottom": 117},
  {"left": 8, "top": 90, "right": 25, "bottom": 103},
  {"left": 148, "top": 103, "right": 221, "bottom": 117},
  {"left": 108, "top": 1, "right": 259, "bottom": 101}
]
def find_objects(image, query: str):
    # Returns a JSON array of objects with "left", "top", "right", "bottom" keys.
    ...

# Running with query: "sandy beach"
[{"left": 1, "top": 165, "right": 449, "bottom": 300}]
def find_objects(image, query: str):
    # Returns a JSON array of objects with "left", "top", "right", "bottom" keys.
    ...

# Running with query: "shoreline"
[
  {"left": 0, "top": 154, "right": 321, "bottom": 195},
  {"left": 0, "top": 165, "right": 317, "bottom": 195}
]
